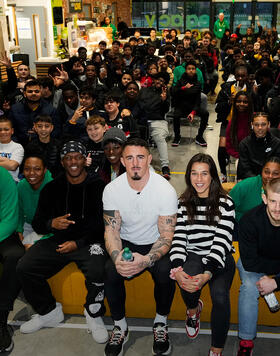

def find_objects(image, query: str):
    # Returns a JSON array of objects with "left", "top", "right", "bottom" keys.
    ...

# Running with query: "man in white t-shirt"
[
  {"left": 0, "top": 117, "right": 24, "bottom": 182},
  {"left": 103, "top": 138, "right": 178, "bottom": 356}
]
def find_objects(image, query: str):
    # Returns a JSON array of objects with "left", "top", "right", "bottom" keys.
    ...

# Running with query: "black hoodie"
[{"left": 32, "top": 173, "right": 105, "bottom": 248}]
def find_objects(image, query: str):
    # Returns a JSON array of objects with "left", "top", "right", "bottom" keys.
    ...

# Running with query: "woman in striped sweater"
[{"left": 169, "top": 153, "right": 235, "bottom": 356}]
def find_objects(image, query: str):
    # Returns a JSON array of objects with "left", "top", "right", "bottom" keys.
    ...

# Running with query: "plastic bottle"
[
  {"left": 264, "top": 292, "right": 280, "bottom": 313},
  {"left": 122, "top": 247, "right": 134, "bottom": 262}
]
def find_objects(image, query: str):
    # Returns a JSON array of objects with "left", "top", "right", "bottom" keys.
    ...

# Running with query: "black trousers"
[
  {"left": 17, "top": 238, "right": 108, "bottom": 317},
  {"left": 180, "top": 252, "right": 235, "bottom": 348},
  {"left": 0, "top": 234, "right": 25, "bottom": 312},
  {"left": 173, "top": 108, "right": 209, "bottom": 138},
  {"left": 104, "top": 240, "right": 175, "bottom": 321}
]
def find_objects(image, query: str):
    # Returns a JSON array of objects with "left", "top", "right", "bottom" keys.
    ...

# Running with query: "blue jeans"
[{"left": 237, "top": 258, "right": 265, "bottom": 340}]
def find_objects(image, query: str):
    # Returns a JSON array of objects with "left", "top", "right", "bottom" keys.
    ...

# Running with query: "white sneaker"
[
  {"left": 84, "top": 309, "right": 108, "bottom": 343},
  {"left": 20, "top": 303, "right": 64, "bottom": 334}
]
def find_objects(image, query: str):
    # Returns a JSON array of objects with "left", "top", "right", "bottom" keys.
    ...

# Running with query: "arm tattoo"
[
  {"left": 111, "top": 250, "right": 120, "bottom": 263},
  {"left": 103, "top": 210, "right": 119, "bottom": 229},
  {"left": 104, "top": 210, "right": 122, "bottom": 257}
]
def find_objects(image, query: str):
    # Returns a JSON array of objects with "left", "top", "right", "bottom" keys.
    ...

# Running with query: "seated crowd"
[{"left": 1, "top": 21, "right": 280, "bottom": 356}]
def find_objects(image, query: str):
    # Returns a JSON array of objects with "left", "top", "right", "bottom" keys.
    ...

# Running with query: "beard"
[{"left": 131, "top": 172, "right": 141, "bottom": 180}]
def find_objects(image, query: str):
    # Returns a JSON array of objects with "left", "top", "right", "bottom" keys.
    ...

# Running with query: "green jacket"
[
  {"left": 17, "top": 170, "right": 53, "bottom": 233},
  {"left": 173, "top": 63, "right": 204, "bottom": 89},
  {"left": 213, "top": 19, "right": 230, "bottom": 39},
  {"left": 0, "top": 167, "right": 19, "bottom": 243},
  {"left": 229, "top": 175, "right": 263, "bottom": 222},
  {"left": 103, "top": 23, "right": 117, "bottom": 41}
]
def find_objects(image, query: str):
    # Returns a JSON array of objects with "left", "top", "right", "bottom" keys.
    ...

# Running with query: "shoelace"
[
  {"left": 153, "top": 325, "right": 167, "bottom": 342},
  {"left": 109, "top": 328, "right": 124, "bottom": 345}
]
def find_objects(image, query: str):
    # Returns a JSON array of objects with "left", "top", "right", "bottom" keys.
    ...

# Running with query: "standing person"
[
  {"left": 103, "top": 17, "right": 117, "bottom": 41},
  {"left": 0, "top": 167, "right": 24, "bottom": 353},
  {"left": 17, "top": 141, "right": 109, "bottom": 344},
  {"left": 237, "top": 177, "right": 280, "bottom": 355},
  {"left": 170, "top": 153, "right": 235, "bottom": 356},
  {"left": 103, "top": 138, "right": 177, "bottom": 356},
  {"left": 213, "top": 13, "right": 230, "bottom": 47}
]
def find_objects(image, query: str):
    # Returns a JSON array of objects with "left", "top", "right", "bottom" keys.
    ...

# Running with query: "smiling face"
[
  {"left": 121, "top": 73, "right": 132, "bottom": 87},
  {"left": 24, "top": 85, "right": 42, "bottom": 103},
  {"left": 263, "top": 189, "right": 280, "bottom": 225},
  {"left": 104, "top": 99, "right": 119, "bottom": 116},
  {"left": 34, "top": 121, "right": 53, "bottom": 141},
  {"left": 262, "top": 162, "right": 280, "bottom": 188},
  {"left": 62, "top": 152, "right": 86, "bottom": 183},
  {"left": 0, "top": 121, "right": 13, "bottom": 144},
  {"left": 126, "top": 83, "right": 139, "bottom": 100},
  {"left": 104, "top": 141, "right": 123, "bottom": 165},
  {"left": 23, "top": 157, "right": 46, "bottom": 190},
  {"left": 252, "top": 115, "right": 270, "bottom": 138},
  {"left": 86, "top": 123, "right": 106, "bottom": 143},
  {"left": 190, "top": 162, "right": 212, "bottom": 198}
]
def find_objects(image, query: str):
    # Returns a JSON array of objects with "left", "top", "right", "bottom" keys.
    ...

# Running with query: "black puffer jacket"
[{"left": 237, "top": 131, "right": 280, "bottom": 180}]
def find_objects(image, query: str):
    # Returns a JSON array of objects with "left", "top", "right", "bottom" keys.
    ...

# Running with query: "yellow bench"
[{"left": 48, "top": 242, "right": 280, "bottom": 326}]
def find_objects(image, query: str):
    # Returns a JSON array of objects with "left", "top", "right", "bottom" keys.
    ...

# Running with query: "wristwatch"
[{"left": 204, "top": 270, "right": 213, "bottom": 280}]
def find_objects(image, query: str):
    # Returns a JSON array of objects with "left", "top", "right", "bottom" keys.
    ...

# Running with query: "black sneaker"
[
  {"left": 161, "top": 166, "right": 171, "bottom": 180},
  {"left": 104, "top": 326, "right": 129, "bottom": 356},
  {"left": 0, "top": 323, "right": 13, "bottom": 353},
  {"left": 195, "top": 136, "right": 207, "bottom": 147},
  {"left": 152, "top": 323, "right": 171, "bottom": 355},
  {"left": 171, "top": 136, "right": 181, "bottom": 147}
]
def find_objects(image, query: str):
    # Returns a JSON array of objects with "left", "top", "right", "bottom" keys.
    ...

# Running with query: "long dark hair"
[
  {"left": 180, "top": 153, "right": 227, "bottom": 225},
  {"left": 230, "top": 91, "right": 253, "bottom": 151}
]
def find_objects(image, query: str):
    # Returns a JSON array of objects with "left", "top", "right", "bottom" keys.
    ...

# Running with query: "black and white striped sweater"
[{"left": 170, "top": 196, "right": 235, "bottom": 274}]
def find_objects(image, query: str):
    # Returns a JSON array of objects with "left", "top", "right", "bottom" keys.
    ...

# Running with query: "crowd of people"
[{"left": 1, "top": 15, "right": 280, "bottom": 356}]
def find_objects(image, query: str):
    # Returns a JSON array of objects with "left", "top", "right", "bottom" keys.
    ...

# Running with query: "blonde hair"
[{"left": 86, "top": 115, "right": 106, "bottom": 127}]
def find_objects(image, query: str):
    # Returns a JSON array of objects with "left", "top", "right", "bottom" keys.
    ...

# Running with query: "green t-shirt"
[
  {"left": 17, "top": 170, "right": 53, "bottom": 233},
  {"left": 229, "top": 175, "right": 263, "bottom": 222},
  {"left": 0, "top": 167, "right": 19, "bottom": 242},
  {"left": 173, "top": 63, "right": 204, "bottom": 89}
]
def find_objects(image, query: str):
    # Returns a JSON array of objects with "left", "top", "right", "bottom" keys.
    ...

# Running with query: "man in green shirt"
[
  {"left": 0, "top": 166, "right": 24, "bottom": 352},
  {"left": 213, "top": 12, "right": 229, "bottom": 46}
]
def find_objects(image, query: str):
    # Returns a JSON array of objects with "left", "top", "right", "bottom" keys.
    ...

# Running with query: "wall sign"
[{"left": 69, "top": 0, "right": 82, "bottom": 13}]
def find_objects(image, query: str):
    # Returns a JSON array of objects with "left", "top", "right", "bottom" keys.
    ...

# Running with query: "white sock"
[
  {"left": 154, "top": 313, "right": 167, "bottom": 325},
  {"left": 93, "top": 316, "right": 105, "bottom": 326},
  {"left": 114, "top": 318, "right": 127, "bottom": 332}
]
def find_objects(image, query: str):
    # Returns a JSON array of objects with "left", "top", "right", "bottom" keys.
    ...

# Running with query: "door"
[{"left": 15, "top": 6, "right": 48, "bottom": 70}]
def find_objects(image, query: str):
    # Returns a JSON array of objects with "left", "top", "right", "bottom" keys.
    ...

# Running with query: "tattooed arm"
[{"left": 103, "top": 210, "right": 122, "bottom": 264}]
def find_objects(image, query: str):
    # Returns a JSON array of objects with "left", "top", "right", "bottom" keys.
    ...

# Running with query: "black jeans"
[
  {"left": 17, "top": 238, "right": 108, "bottom": 317},
  {"left": 104, "top": 240, "right": 175, "bottom": 321},
  {"left": 173, "top": 108, "right": 209, "bottom": 138},
  {"left": 0, "top": 233, "right": 25, "bottom": 311},
  {"left": 180, "top": 252, "right": 235, "bottom": 348}
]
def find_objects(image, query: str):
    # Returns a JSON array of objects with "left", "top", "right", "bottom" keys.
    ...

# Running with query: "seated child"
[{"left": 0, "top": 117, "right": 24, "bottom": 182}]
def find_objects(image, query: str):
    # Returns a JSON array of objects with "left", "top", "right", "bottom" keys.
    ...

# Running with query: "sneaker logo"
[
  {"left": 89, "top": 244, "right": 104, "bottom": 256},
  {"left": 95, "top": 291, "right": 104, "bottom": 302}
]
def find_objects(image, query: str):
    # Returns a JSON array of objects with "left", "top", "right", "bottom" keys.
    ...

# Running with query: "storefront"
[{"left": 132, "top": 0, "right": 279, "bottom": 34}]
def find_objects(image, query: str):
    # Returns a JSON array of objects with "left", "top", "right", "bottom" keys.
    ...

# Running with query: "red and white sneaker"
[
  {"left": 185, "top": 299, "right": 203, "bottom": 339},
  {"left": 237, "top": 340, "right": 254, "bottom": 356},
  {"left": 208, "top": 350, "right": 223, "bottom": 356}
]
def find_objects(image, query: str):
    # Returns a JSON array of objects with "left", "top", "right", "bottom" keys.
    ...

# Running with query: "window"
[
  {"left": 255, "top": 2, "right": 273, "bottom": 31},
  {"left": 233, "top": 3, "right": 252, "bottom": 35},
  {"left": 132, "top": 2, "right": 157, "bottom": 28},
  {"left": 185, "top": 2, "right": 210, "bottom": 32},
  {"left": 213, "top": 2, "right": 231, "bottom": 28},
  {"left": 158, "top": 2, "right": 184, "bottom": 33}
]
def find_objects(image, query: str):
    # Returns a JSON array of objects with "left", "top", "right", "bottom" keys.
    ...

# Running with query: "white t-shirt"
[
  {"left": 103, "top": 171, "right": 178, "bottom": 245},
  {"left": 0, "top": 141, "right": 24, "bottom": 182}
]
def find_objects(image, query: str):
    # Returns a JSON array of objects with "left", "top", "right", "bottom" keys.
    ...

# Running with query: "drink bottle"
[
  {"left": 264, "top": 292, "right": 280, "bottom": 313},
  {"left": 122, "top": 247, "right": 134, "bottom": 262}
]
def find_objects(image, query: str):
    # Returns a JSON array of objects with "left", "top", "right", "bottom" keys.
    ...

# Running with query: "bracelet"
[{"left": 170, "top": 266, "right": 183, "bottom": 280}]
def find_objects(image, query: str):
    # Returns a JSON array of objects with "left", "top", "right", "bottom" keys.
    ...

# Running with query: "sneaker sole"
[
  {"left": 152, "top": 342, "right": 171, "bottom": 355},
  {"left": 20, "top": 314, "right": 64, "bottom": 334},
  {"left": 186, "top": 299, "right": 203, "bottom": 339},
  {"left": 195, "top": 140, "right": 207, "bottom": 147},
  {"left": 104, "top": 331, "right": 129, "bottom": 356}
]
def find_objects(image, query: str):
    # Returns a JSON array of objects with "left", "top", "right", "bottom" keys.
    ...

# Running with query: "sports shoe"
[
  {"left": 220, "top": 174, "right": 227, "bottom": 183},
  {"left": 84, "top": 309, "right": 108, "bottom": 344},
  {"left": 208, "top": 350, "right": 223, "bottom": 356},
  {"left": 195, "top": 136, "right": 207, "bottom": 147},
  {"left": 20, "top": 302, "right": 64, "bottom": 334},
  {"left": 171, "top": 136, "right": 181, "bottom": 147},
  {"left": 162, "top": 166, "right": 171, "bottom": 180},
  {"left": 185, "top": 299, "right": 203, "bottom": 339},
  {"left": 104, "top": 325, "right": 129, "bottom": 356},
  {"left": 206, "top": 125, "right": 214, "bottom": 130},
  {"left": 0, "top": 323, "right": 13, "bottom": 353},
  {"left": 237, "top": 340, "right": 254, "bottom": 356},
  {"left": 152, "top": 322, "right": 171, "bottom": 355}
]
